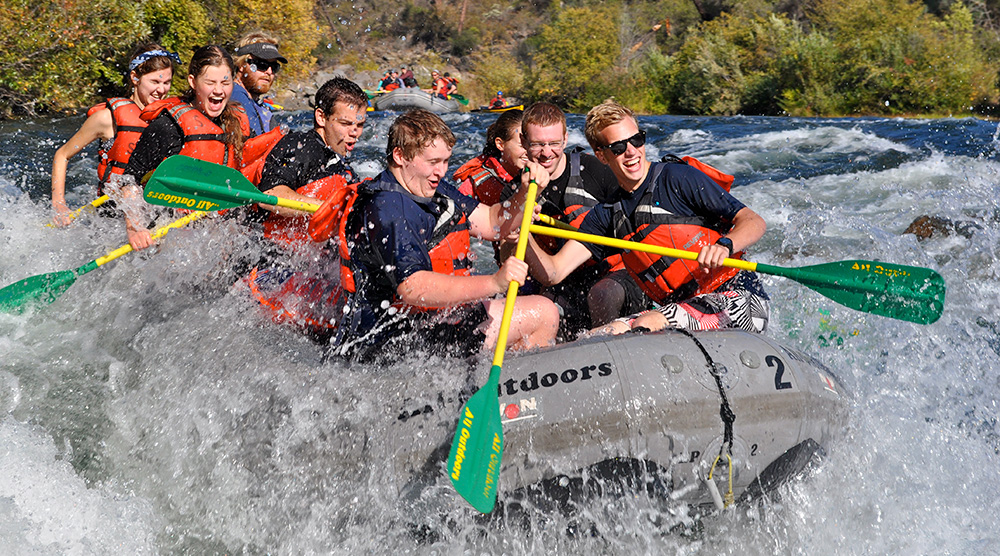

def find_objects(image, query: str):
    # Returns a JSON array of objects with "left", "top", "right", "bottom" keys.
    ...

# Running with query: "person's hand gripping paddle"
[{"left": 445, "top": 179, "right": 539, "bottom": 513}]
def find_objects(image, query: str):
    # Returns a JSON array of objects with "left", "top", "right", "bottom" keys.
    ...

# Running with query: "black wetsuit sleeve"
[
  {"left": 256, "top": 133, "right": 313, "bottom": 193},
  {"left": 580, "top": 154, "right": 621, "bottom": 204},
  {"left": 124, "top": 112, "right": 185, "bottom": 185}
]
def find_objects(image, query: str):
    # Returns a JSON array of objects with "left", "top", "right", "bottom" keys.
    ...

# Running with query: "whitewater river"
[{"left": 0, "top": 108, "right": 998, "bottom": 554}]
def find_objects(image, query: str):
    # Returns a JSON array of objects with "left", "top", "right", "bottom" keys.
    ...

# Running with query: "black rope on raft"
[{"left": 677, "top": 328, "right": 735, "bottom": 457}]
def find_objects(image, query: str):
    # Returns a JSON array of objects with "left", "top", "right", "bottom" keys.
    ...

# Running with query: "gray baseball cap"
[{"left": 234, "top": 42, "right": 287, "bottom": 64}]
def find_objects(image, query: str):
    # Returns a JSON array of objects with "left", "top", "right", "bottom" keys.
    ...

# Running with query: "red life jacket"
[
  {"left": 262, "top": 173, "right": 350, "bottom": 249},
  {"left": 89, "top": 98, "right": 147, "bottom": 189},
  {"left": 244, "top": 266, "right": 345, "bottom": 333},
  {"left": 140, "top": 97, "right": 250, "bottom": 168},
  {"left": 614, "top": 162, "right": 741, "bottom": 304},
  {"left": 451, "top": 154, "right": 513, "bottom": 205},
  {"left": 239, "top": 126, "right": 286, "bottom": 184},
  {"left": 307, "top": 183, "right": 471, "bottom": 311}
]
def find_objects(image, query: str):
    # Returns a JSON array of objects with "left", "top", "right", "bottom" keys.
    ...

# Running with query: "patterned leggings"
[{"left": 653, "top": 287, "right": 770, "bottom": 333}]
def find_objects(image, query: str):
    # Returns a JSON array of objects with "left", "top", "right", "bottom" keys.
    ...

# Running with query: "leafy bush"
[{"left": 0, "top": 0, "right": 147, "bottom": 117}]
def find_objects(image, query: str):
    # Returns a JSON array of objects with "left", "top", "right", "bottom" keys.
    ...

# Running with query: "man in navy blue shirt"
[
  {"left": 335, "top": 109, "right": 559, "bottom": 359},
  {"left": 527, "top": 99, "right": 770, "bottom": 335},
  {"left": 232, "top": 33, "right": 287, "bottom": 135}
]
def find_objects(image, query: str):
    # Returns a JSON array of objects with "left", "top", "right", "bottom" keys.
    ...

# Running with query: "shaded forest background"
[{"left": 4, "top": 0, "right": 1000, "bottom": 118}]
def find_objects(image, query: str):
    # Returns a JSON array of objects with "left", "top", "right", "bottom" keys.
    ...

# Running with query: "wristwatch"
[{"left": 715, "top": 237, "right": 734, "bottom": 257}]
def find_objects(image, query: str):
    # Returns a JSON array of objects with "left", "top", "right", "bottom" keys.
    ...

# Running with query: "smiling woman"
[
  {"left": 48, "top": 44, "right": 179, "bottom": 227},
  {"left": 118, "top": 45, "right": 251, "bottom": 250}
]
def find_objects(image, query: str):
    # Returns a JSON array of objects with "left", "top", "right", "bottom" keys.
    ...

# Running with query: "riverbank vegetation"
[{"left": 3, "top": 0, "right": 999, "bottom": 118}]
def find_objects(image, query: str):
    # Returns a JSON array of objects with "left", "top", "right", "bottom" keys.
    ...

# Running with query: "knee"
[{"left": 631, "top": 311, "right": 667, "bottom": 332}]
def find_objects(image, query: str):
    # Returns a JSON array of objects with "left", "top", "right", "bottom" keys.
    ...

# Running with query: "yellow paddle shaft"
[
  {"left": 45, "top": 195, "right": 111, "bottom": 228},
  {"left": 94, "top": 211, "right": 211, "bottom": 267},
  {"left": 528, "top": 223, "right": 759, "bottom": 273},
  {"left": 491, "top": 181, "right": 538, "bottom": 369}
]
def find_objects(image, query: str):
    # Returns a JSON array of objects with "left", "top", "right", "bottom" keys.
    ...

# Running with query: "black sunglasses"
[
  {"left": 249, "top": 57, "right": 281, "bottom": 74},
  {"left": 600, "top": 130, "right": 646, "bottom": 156}
]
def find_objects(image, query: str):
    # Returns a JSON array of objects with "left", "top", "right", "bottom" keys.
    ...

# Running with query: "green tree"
[
  {"left": 0, "top": 0, "right": 147, "bottom": 117},
  {"left": 530, "top": 6, "right": 619, "bottom": 110}
]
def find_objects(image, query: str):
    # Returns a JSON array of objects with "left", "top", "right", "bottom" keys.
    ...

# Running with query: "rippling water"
[{"left": 1, "top": 109, "right": 999, "bottom": 554}]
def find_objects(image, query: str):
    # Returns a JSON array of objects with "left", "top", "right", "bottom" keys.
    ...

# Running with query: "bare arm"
[
  {"left": 524, "top": 237, "right": 594, "bottom": 286},
  {"left": 697, "top": 206, "right": 767, "bottom": 269},
  {"left": 259, "top": 185, "right": 320, "bottom": 217},
  {"left": 51, "top": 108, "right": 114, "bottom": 225},
  {"left": 396, "top": 256, "right": 530, "bottom": 308}
]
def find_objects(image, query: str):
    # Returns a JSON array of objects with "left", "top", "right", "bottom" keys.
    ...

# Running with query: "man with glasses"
[
  {"left": 515, "top": 102, "right": 624, "bottom": 335},
  {"left": 232, "top": 32, "right": 287, "bottom": 135},
  {"left": 527, "top": 98, "right": 770, "bottom": 336}
]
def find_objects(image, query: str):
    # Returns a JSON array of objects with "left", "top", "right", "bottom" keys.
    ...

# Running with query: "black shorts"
[{"left": 603, "top": 269, "right": 652, "bottom": 315}]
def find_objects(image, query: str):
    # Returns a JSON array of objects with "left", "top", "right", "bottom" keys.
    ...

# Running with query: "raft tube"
[
  {"left": 386, "top": 328, "right": 849, "bottom": 511},
  {"left": 371, "top": 89, "right": 461, "bottom": 114}
]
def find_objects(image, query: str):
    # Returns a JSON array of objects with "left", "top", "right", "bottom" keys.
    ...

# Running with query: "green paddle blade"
[
  {"left": 0, "top": 269, "right": 77, "bottom": 313},
  {"left": 447, "top": 366, "right": 504, "bottom": 513},
  {"left": 144, "top": 155, "right": 319, "bottom": 213},
  {"left": 758, "top": 259, "right": 945, "bottom": 324},
  {"left": 145, "top": 155, "right": 262, "bottom": 211},
  {"left": 448, "top": 93, "right": 470, "bottom": 106}
]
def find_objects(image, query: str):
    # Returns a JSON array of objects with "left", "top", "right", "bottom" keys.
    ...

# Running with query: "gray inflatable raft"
[
  {"left": 371, "top": 89, "right": 461, "bottom": 113},
  {"left": 387, "top": 329, "right": 849, "bottom": 511}
]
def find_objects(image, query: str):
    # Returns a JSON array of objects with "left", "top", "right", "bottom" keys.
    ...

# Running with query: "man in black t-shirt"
[
  {"left": 515, "top": 102, "right": 641, "bottom": 336},
  {"left": 255, "top": 77, "right": 368, "bottom": 216}
]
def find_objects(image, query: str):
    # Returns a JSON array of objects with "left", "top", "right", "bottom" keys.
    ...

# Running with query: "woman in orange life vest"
[
  {"left": 122, "top": 45, "right": 251, "bottom": 251},
  {"left": 527, "top": 99, "right": 770, "bottom": 336},
  {"left": 452, "top": 108, "right": 526, "bottom": 205},
  {"left": 50, "top": 44, "right": 178, "bottom": 226}
]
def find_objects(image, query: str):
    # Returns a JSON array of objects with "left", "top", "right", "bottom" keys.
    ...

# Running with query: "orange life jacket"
[
  {"left": 262, "top": 173, "right": 349, "bottom": 249},
  {"left": 451, "top": 154, "right": 513, "bottom": 205},
  {"left": 614, "top": 162, "right": 741, "bottom": 304},
  {"left": 239, "top": 126, "right": 286, "bottom": 184},
  {"left": 244, "top": 265, "right": 345, "bottom": 333},
  {"left": 89, "top": 98, "right": 147, "bottom": 189},
  {"left": 307, "top": 182, "right": 471, "bottom": 311},
  {"left": 140, "top": 97, "right": 250, "bottom": 168}
]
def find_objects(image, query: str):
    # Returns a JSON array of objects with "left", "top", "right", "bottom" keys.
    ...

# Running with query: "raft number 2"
[{"left": 768, "top": 355, "right": 792, "bottom": 390}]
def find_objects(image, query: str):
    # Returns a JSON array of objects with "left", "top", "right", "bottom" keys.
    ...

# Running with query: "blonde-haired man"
[{"left": 528, "top": 99, "right": 770, "bottom": 335}]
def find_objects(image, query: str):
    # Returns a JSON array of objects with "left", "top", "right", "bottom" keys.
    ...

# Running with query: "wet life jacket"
[
  {"left": 141, "top": 97, "right": 250, "bottom": 168},
  {"left": 262, "top": 173, "right": 350, "bottom": 249},
  {"left": 307, "top": 183, "right": 471, "bottom": 311},
  {"left": 452, "top": 154, "right": 513, "bottom": 205},
  {"left": 239, "top": 126, "right": 286, "bottom": 184},
  {"left": 559, "top": 151, "right": 597, "bottom": 228},
  {"left": 614, "top": 162, "right": 741, "bottom": 304},
  {"left": 89, "top": 98, "right": 147, "bottom": 189},
  {"left": 244, "top": 265, "right": 345, "bottom": 333}
]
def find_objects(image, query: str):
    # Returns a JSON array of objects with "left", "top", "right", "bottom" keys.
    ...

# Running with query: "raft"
[
  {"left": 371, "top": 89, "right": 461, "bottom": 113},
  {"left": 385, "top": 328, "right": 848, "bottom": 511}
]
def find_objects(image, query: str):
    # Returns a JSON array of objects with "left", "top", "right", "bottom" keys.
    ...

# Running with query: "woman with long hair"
[
  {"left": 122, "top": 45, "right": 251, "bottom": 249},
  {"left": 452, "top": 108, "right": 526, "bottom": 206},
  {"left": 50, "top": 43, "right": 178, "bottom": 226}
]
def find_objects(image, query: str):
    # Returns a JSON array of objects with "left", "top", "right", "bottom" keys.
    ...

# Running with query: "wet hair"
[
  {"left": 483, "top": 108, "right": 523, "bottom": 159},
  {"left": 584, "top": 98, "right": 636, "bottom": 152},
  {"left": 314, "top": 77, "right": 369, "bottom": 120},
  {"left": 124, "top": 43, "right": 176, "bottom": 90},
  {"left": 521, "top": 102, "right": 566, "bottom": 137},
  {"left": 233, "top": 31, "right": 279, "bottom": 70},
  {"left": 386, "top": 109, "right": 456, "bottom": 168},
  {"left": 182, "top": 45, "right": 246, "bottom": 161}
]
